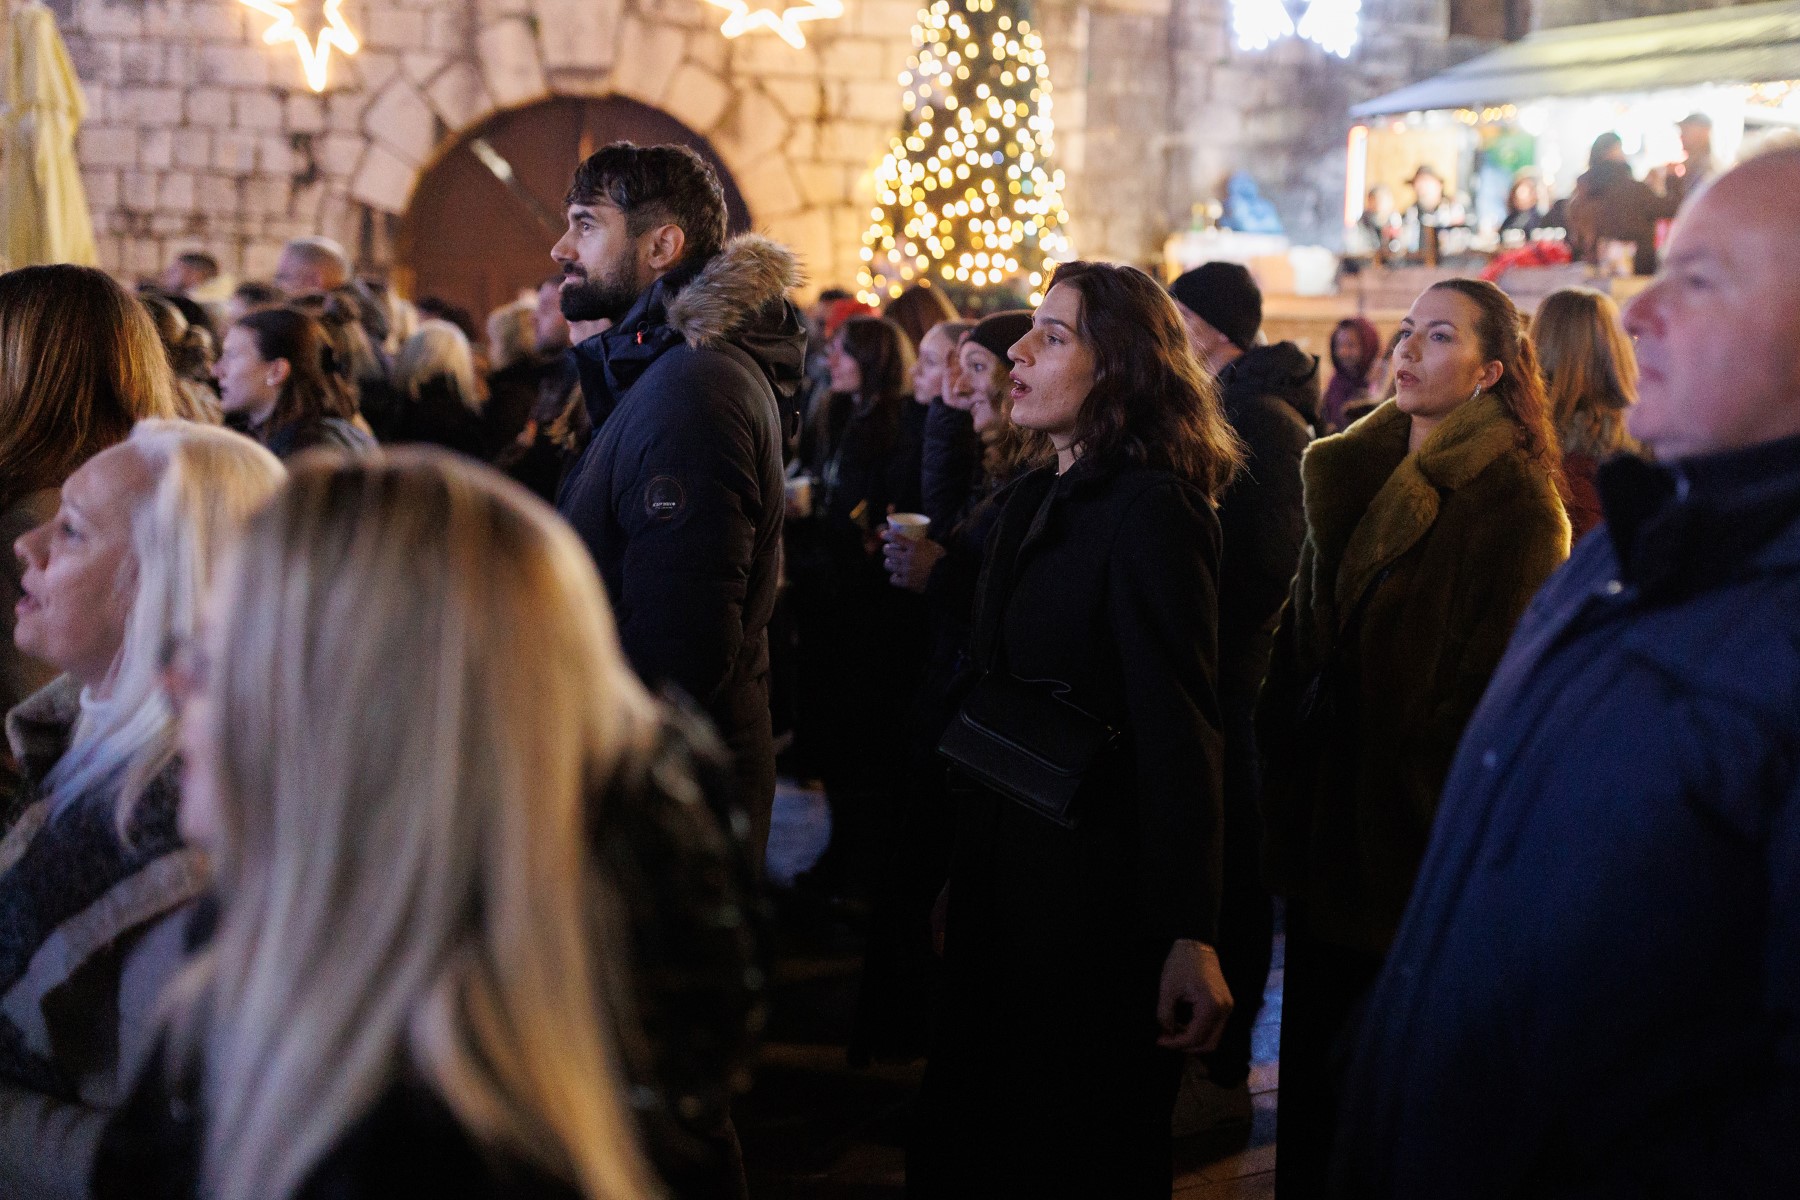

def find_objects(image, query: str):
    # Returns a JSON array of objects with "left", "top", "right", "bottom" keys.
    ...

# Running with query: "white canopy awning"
[{"left": 1352, "top": 0, "right": 1800, "bottom": 117}]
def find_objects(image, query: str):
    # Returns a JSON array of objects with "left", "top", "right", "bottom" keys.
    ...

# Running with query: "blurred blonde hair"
[
  {"left": 0, "top": 265, "right": 180, "bottom": 511},
  {"left": 174, "top": 451, "right": 661, "bottom": 1200},
  {"left": 487, "top": 299, "right": 536, "bottom": 373},
  {"left": 47, "top": 421, "right": 285, "bottom": 821},
  {"left": 395, "top": 319, "right": 483, "bottom": 413},
  {"left": 1530, "top": 287, "right": 1639, "bottom": 461}
]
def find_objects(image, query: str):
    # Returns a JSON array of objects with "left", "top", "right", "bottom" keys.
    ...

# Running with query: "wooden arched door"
[{"left": 395, "top": 96, "right": 752, "bottom": 321}]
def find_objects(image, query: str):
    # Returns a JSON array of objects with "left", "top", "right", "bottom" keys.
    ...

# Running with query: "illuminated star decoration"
[
  {"left": 704, "top": 0, "right": 845, "bottom": 50},
  {"left": 1296, "top": 0, "right": 1360, "bottom": 58},
  {"left": 239, "top": 0, "right": 360, "bottom": 93}
]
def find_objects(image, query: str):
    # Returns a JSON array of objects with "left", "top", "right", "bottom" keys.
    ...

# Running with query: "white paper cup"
[
  {"left": 887, "top": 512, "right": 931, "bottom": 541},
  {"left": 785, "top": 474, "right": 813, "bottom": 517}
]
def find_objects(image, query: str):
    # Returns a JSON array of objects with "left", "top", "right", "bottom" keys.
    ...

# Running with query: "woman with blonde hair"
[
  {"left": 0, "top": 421, "right": 283, "bottom": 1198},
  {"left": 0, "top": 265, "right": 181, "bottom": 719},
  {"left": 93, "top": 452, "right": 751, "bottom": 1200},
  {"left": 384, "top": 320, "right": 493, "bottom": 458},
  {"left": 1531, "top": 287, "right": 1640, "bottom": 539}
]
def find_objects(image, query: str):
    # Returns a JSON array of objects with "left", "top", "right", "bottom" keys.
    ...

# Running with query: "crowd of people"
[{"left": 0, "top": 136, "right": 1796, "bottom": 1200}]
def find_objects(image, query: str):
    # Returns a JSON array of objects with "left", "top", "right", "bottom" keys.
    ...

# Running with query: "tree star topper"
[
  {"left": 240, "top": 0, "right": 360, "bottom": 92},
  {"left": 704, "top": 0, "right": 845, "bottom": 49}
]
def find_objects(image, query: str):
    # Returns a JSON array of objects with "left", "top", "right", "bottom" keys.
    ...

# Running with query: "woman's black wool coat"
[{"left": 914, "top": 454, "right": 1226, "bottom": 1198}]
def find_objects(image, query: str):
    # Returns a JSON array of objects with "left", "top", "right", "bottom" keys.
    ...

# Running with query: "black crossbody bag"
[{"left": 937, "top": 668, "right": 1121, "bottom": 828}]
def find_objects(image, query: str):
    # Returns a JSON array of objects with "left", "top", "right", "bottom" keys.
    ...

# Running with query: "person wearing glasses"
[{"left": 0, "top": 422, "right": 283, "bottom": 1198}]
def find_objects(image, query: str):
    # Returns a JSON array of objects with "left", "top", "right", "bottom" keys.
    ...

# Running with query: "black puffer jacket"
[
  {"left": 558, "top": 236, "right": 807, "bottom": 844},
  {"left": 1214, "top": 342, "right": 1320, "bottom": 814},
  {"left": 920, "top": 400, "right": 981, "bottom": 531}
]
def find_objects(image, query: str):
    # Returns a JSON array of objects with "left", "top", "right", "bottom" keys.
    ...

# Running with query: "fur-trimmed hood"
[
  {"left": 666, "top": 233, "right": 804, "bottom": 349},
  {"left": 578, "top": 234, "right": 809, "bottom": 415}
]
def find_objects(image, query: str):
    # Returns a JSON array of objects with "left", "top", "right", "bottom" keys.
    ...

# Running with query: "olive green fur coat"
[{"left": 1257, "top": 395, "right": 1571, "bottom": 954}]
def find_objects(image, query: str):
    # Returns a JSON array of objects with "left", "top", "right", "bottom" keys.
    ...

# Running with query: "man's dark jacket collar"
[
  {"left": 1600, "top": 430, "right": 1800, "bottom": 599},
  {"left": 571, "top": 234, "right": 807, "bottom": 425}
]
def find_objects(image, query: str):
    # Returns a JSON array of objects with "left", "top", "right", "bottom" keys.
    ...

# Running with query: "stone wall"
[{"left": 60, "top": 0, "right": 1486, "bottom": 289}]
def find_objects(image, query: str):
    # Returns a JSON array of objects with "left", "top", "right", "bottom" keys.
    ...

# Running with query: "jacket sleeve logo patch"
[{"left": 644, "top": 475, "right": 686, "bottom": 521}]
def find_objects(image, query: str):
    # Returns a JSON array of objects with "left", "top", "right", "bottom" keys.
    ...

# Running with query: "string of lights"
[{"left": 858, "top": 0, "right": 1071, "bottom": 307}]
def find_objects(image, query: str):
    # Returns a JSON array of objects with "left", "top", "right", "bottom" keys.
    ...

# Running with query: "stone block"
[
  {"left": 173, "top": 129, "right": 212, "bottom": 171},
  {"left": 477, "top": 0, "right": 532, "bottom": 20},
  {"left": 425, "top": 6, "right": 474, "bottom": 54},
  {"left": 121, "top": 171, "right": 158, "bottom": 213},
  {"left": 82, "top": 169, "right": 120, "bottom": 210},
  {"left": 243, "top": 240, "right": 283, "bottom": 281},
  {"left": 350, "top": 143, "right": 418, "bottom": 213},
  {"left": 350, "top": 49, "right": 402, "bottom": 96},
  {"left": 119, "top": 42, "right": 162, "bottom": 87},
  {"left": 635, "top": 0, "right": 707, "bottom": 32},
  {"left": 663, "top": 63, "right": 732, "bottom": 133},
  {"left": 113, "top": 86, "right": 184, "bottom": 126},
  {"left": 730, "top": 30, "right": 818, "bottom": 77},
  {"left": 197, "top": 173, "right": 239, "bottom": 214},
  {"left": 183, "top": 87, "right": 234, "bottom": 129},
  {"left": 139, "top": 128, "right": 175, "bottom": 170},
  {"left": 821, "top": 39, "right": 889, "bottom": 82},
  {"left": 78, "top": 125, "right": 140, "bottom": 169},
  {"left": 366, "top": 8, "right": 428, "bottom": 50},
  {"left": 838, "top": 79, "right": 900, "bottom": 125},
  {"left": 758, "top": 210, "right": 831, "bottom": 288},
  {"left": 235, "top": 90, "right": 285, "bottom": 132},
  {"left": 214, "top": 132, "right": 259, "bottom": 174},
  {"left": 318, "top": 133, "right": 366, "bottom": 176},
  {"left": 63, "top": 37, "right": 121, "bottom": 87},
  {"left": 162, "top": 45, "right": 199, "bottom": 88},
  {"left": 244, "top": 176, "right": 291, "bottom": 220},
  {"left": 327, "top": 94, "right": 365, "bottom": 133},
  {"left": 426, "top": 63, "right": 494, "bottom": 134},
  {"left": 403, "top": 53, "right": 448, "bottom": 85},
  {"left": 286, "top": 94, "right": 327, "bottom": 134},
  {"left": 736, "top": 155, "right": 803, "bottom": 220},
  {"left": 260, "top": 135, "right": 298, "bottom": 175},
  {"left": 477, "top": 18, "right": 549, "bottom": 108},
  {"left": 81, "top": 3, "right": 144, "bottom": 39},
  {"left": 609, "top": 19, "right": 685, "bottom": 107},
  {"left": 197, "top": 45, "right": 271, "bottom": 89},
  {"left": 852, "top": 0, "right": 922, "bottom": 39},
  {"left": 762, "top": 77, "right": 823, "bottom": 121},
  {"left": 822, "top": 118, "right": 885, "bottom": 166},
  {"left": 684, "top": 24, "right": 729, "bottom": 74},
  {"left": 123, "top": 237, "right": 162, "bottom": 276},
  {"left": 712, "top": 86, "right": 791, "bottom": 161},
  {"left": 794, "top": 161, "right": 847, "bottom": 208},
  {"left": 364, "top": 78, "right": 438, "bottom": 165},
  {"left": 537, "top": 0, "right": 623, "bottom": 73},
  {"left": 158, "top": 172, "right": 197, "bottom": 214}
]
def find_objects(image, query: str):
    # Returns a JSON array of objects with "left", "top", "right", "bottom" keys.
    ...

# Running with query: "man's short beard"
[{"left": 559, "top": 253, "right": 645, "bottom": 324}]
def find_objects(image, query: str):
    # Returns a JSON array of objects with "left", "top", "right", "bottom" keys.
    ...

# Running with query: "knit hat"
[
  {"left": 1169, "top": 262, "right": 1262, "bottom": 353},
  {"left": 966, "top": 310, "right": 1034, "bottom": 363}
]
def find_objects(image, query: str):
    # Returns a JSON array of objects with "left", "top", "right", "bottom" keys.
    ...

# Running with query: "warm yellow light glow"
[
  {"left": 240, "top": 0, "right": 359, "bottom": 93},
  {"left": 704, "top": 0, "right": 845, "bottom": 49}
]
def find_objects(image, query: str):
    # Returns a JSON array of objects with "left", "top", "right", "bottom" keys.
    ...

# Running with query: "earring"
[{"left": 1470, "top": 383, "right": 1483, "bottom": 402}]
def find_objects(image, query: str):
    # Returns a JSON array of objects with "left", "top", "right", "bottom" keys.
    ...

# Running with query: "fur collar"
[
  {"left": 1303, "top": 395, "right": 1522, "bottom": 620},
  {"left": 5, "top": 675, "right": 79, "bottom": 786},
  {"left": 665, "top": 234, "right": 803, "bottom": 350}
]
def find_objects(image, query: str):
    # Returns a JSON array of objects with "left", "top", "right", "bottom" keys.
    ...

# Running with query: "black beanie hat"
[
  {"left": 966, "top": 310, "right": 1034, "bottom": 363},
  {"left": 1169, "top": 262, "right": 1262, "bottom": 353}
]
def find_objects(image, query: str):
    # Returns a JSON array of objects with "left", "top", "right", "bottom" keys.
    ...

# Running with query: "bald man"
[
  {"left": 1333, "top": 148, "right": 1800, "bottom": 1197},
  {"left": 273, "top": 235, "right": 350, "bottom": 294}
]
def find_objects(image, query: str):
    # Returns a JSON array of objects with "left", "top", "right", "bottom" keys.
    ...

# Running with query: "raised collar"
[
  {"left": 1601, "top": 431, "right": 1800, "bottom": 598},
  {"left": 4, "top": 675, "right": 79, "bottom": 785}
]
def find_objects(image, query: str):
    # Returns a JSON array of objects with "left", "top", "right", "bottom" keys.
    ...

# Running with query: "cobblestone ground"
[{"left": 739, "top": 783, "right": 1282, "bottom": 1199}]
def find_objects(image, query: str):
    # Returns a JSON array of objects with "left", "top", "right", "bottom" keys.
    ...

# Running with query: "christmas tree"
[{"left": 857, "top": 0, "right": 1071, "bottom": 307}]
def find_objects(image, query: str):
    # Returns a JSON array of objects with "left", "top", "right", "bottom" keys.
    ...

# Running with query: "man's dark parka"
[
  {"left": 1335, "top": 435, "right": 1800, "bottom": 1198},
  {"left": 557, "top": 235, "right": 806, "bottom": 856}
]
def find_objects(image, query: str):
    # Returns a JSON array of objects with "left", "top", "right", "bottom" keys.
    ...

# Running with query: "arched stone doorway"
[{"left": 395, "top": 96, "right": 752, "bottom": 322}]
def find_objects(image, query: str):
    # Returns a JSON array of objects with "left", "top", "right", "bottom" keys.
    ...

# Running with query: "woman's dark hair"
[
  {"left": 0, "top": 265, "right": 178, "bottom": 511},
  {"left": 1588, "top": 132, "right": 1623, "bottom": 170},
  {"left": 234, "top": 308, "right": 357, "bottom": 435},
  {"left": 837, "top": 316, "right": 915, "bottom": 408},
  {"left": 232, "top": 280, "right": 284, "bottom": 311},
  {"left": 1426, "top": 279, "right": 1561, "bottom": 472},
  {"left": 884, "top": 284, "right": 958, "bottom": 351},
  {"left": 139, "top": 291, "right": 216, "bottom": 382},
  {"left": 1040, "top": 261, "right": 1244, "bottom": 500}
]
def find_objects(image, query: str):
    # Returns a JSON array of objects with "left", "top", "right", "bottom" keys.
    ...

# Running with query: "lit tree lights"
[{"left": 858, "top": 0, "right": 1071, "bottom": 306}]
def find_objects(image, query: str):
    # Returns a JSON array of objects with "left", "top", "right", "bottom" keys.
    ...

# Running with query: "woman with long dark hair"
[
  {"left": 212, "top": 308, "right": 374, "bottom": 460},
  {"left": 911, "top": 262, "right": 1243, "bottom": 1196},
  {"left": 1531, "top": 287, "right": 1640, "bottom": 539},
  {"left": 1257, "top": 277, "right": 1570, "bottom": 1196}
]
